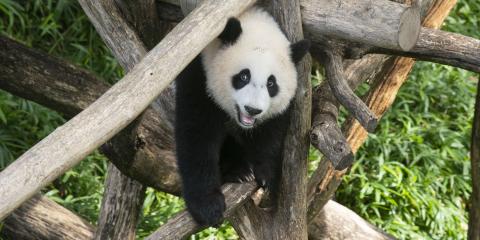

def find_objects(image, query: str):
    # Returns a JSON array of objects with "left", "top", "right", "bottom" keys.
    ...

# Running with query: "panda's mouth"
[{"left": 236, "top": 105, "right": 256, "bottom": 128}]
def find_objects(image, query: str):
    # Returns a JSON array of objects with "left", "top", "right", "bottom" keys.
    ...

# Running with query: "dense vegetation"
[{"left": 0, "top": 0, "right": 478, "bottom": 239}]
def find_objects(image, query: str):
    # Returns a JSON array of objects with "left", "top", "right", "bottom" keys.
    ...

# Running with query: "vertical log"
[
  {"left": 230, "top": 1, "right": 312, "bottom": 239},
  {"left": 270, "top": 1, "right": 312, "bottom": 238},
  {"left": 468, "top": 76, "right": 480, "bottom": 240}
]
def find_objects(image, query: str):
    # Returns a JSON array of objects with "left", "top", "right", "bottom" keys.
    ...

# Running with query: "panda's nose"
[{"left": 244, "top": 105, "right": 263, "bottom": 116}]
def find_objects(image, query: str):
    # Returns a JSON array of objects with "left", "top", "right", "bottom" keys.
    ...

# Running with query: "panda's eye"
[
  {"left": 267, "top": 75, "right": 276, "bottom": 88},
  {"left": 240, "top": 73, "right": 249, "bottom": 82}
]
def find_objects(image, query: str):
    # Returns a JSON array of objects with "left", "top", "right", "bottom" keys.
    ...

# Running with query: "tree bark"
[
  {"left": 1, "top": 194, "right": 95, "bottom": 240},
  {"left": 0, "top": 0, "right": 256, "bottom": 221},
  {"left": 468, "top": 76, "right": 480, "bottom": 240},
  {"left": 94, "top": 165, "right": 145, "bottom": 240}
]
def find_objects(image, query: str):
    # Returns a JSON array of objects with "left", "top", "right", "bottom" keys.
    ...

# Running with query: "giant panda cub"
[{"left": 175, "top": 7, "right": 310, "bottom": 226}]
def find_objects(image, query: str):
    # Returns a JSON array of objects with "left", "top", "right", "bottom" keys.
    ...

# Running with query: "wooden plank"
[{"left": 0, "top": 0, "right": 256, "bottom": 220}]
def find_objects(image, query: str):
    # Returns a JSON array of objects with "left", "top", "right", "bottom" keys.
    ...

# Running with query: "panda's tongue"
[{"left": 240, "top": 113, "right": 255, "bottom": 125}]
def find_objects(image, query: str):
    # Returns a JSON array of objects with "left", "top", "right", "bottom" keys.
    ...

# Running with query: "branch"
[
  {"left": 0, "top": 0, "right": 256, "bottom": 220},
  {"left": 323, "top": 48, "right": 378, "bottom": 133},
  {"left": 469, "top": 76, "right": 480, "bottom": 240},
  {"left": 1, "top": 194, "right": 95, "bottom": 240}
]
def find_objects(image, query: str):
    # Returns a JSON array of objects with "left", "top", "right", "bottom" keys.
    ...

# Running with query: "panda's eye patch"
[
  {"left": 232, "top": 69, "right": 250, "bottom": 90},
  {"left": 267, "top": 75, "right": 279, "bottom": 97}
]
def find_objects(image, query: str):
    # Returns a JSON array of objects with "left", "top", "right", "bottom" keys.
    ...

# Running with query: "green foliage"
[{"left": 0, "top": 0, "right": 478, "bottom": 239}]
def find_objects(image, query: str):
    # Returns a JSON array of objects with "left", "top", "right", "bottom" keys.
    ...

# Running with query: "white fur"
[{"left": 202, "top": 7, "right": 298, "bottom": 128}]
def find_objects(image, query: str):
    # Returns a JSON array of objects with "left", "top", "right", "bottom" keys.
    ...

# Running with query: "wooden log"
[
  {"left": 161, "top": 0, "right": 421, "bottom": 51},
  {"left": 308, "top": 200, "right": 394, "bottom": 240},
  {"left": 95, "top": 165, "right": 145, "bottom": 240},
  {"left": 469, "top": 76, "right": 480, "bottom": 240},
  {"left": 145, "top": 182, "right": 257, "bottom": 240},
  {"left": 1, "top": 194, "right": 95, "bottom": 240},
  {"left": 301, "top": 0, "right": 420, "bottom": 51},
  {"left": 374, "top": 28, "right": 480, "bottom": 73},
  {"left": 227, "top": 1, "right": 312, "bottom": 239},
  {"left": 0, "top": 0, "right": 256, "bottom": 220},
  {"left": 306, "top": 0, "right": 457, "bottom": 223},
  {"left": 0, "top": 36, "right": 109, "bottom": 118}
]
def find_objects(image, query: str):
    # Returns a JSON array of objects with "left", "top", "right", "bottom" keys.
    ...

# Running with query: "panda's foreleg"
[
  {"left": 175, "top": 113, "right": 226, "bottom": 227},
  {"left": 246, "top": 114, "right": 290, "bottom": 208},
  {"left": 174, "top": 56, "right": 228, "bottom": 227}
]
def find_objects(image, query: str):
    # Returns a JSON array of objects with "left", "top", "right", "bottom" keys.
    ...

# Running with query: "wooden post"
[{"left": 468, "top": 76, "right": 480, "bottom": 240}]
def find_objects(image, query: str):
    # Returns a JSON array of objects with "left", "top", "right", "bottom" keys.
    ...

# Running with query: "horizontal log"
[
  {"left": 0, "top": 0, "right": 256, "bottom": 220},
  {"left": 0, "top": 36, "right": 109, "bottom": 118},
  {"left": 375, "top": 28, "right": 480, "bottom": 73},
  {"left": 160, "top": 0, "right": 421, "bottom": 51},
  {"left": 1, "top": 194, "right": 95, "bottom": 240}
]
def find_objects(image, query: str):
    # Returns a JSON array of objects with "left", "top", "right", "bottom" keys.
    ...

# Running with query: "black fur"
[
  {"left": 290, "top": 39, "right": 311, "bottom": 64},
  {"left": 175, "top": 56, "right": 291, "bottom": 227},
  {"left": 218, "top": 18, "right": 242, "bottom": 45}
]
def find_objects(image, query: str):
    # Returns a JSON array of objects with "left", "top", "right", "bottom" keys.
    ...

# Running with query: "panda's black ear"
[
  {"left": 290, "top": 40, "right": 311, "bottom": 64},
  {"left": 218, "top": 18, "right": 242, "bottom": 45}
]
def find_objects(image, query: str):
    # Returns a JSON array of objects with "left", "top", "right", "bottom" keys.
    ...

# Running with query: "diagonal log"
[
  {"left": 0, "top": 0, "right": 257, "bottom": 221},
  {"left": 306, "top": 0, "right": 457, "bottom": 224},
  {"left": 469, "top": 76, "right": 480, "bottom": 240}
]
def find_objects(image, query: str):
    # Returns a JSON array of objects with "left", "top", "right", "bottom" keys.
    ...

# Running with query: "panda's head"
[{"left": 202, "top": 8, "right": 310, "bottom": 129}]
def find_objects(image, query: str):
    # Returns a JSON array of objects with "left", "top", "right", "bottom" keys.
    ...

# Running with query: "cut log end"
[{"left": 399, "top": 6, "right": 421, "bottom": 51}]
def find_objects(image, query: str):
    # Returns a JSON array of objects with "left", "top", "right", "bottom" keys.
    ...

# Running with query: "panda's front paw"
[{"left": 185, "top": 190, "right": 226, "bottom": 227}]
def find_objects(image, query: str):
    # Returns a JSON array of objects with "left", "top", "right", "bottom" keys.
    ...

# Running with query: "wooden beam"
[
  {"left": 0, "top": 0, "right": 256, "bottom": 220},
  {"left": 469, "top": 76, "right": 480, "bottom": 240}
]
